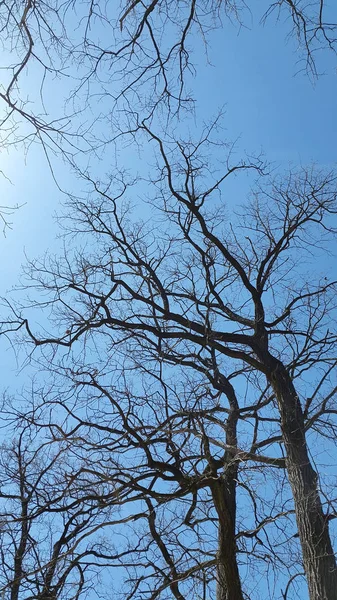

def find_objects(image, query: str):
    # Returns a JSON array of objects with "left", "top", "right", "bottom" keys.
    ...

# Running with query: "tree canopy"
[{"left": 0, "top": 2, "right": 337, "bottom": 600}]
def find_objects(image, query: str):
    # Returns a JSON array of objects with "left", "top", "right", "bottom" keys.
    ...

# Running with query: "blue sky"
[
  {"left": 0, "top": 1, "right": 336, "bottom": 444},
  {"left": 0, "top": 0, "right": 336, "bottom": 471},
  {"left": 1, "top": 8, "right": 336, "bottom": 293},
  {"left": 0, "top": 6, "right": 336, "bottom": 597},
  {"left": 194, "top": 15, "right": 337, "bottom": 165}
]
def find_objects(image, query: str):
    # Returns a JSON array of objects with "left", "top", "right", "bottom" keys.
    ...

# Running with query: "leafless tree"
[
  {"left": 2, "top": 362, "right": 300, "bottom": 600},
  {"left": 2, "top": 123, "right": 337, "bottom": 599},
  {"left": 0, "top": 0, "right": 336, "bottom": 156},
  {"left": 0, "top": 0, "right": 336, "bottom": 598},
  {"left": 0, "top": 410, "right": 130, "bottom": 600}
]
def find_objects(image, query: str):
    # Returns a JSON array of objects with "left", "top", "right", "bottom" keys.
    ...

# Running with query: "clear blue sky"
[
  {"left": 0, "top": 6, "right": 336, "bottom": 597},
  {"left": 1, "top": 9, "right": 336, "bottom": 292}
]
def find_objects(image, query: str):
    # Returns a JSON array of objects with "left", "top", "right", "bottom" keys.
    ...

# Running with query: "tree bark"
[
  {"left": 268, "top": 356, "right": 337, "bottom": 600},
  {"left": 212, "top": 371, "right": 244, "bottom": 600},
  {"left": 212, "top": 476, "right": 244, "bottom": 600}
]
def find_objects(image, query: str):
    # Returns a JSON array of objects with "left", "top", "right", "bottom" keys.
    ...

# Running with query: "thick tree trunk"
[{"left": 268, "top": 356, "right": 337, "bottom": 600}]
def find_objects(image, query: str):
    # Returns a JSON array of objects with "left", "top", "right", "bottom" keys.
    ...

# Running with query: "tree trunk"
[
  {"left": 212, "top": 476, "right": 244, "bottom": 600},
  {"left": 211, "top": 369, "right": 244, "bottom": 600},
  {"left": 268, "top": 356, "right": 337, "bottom": 600}
]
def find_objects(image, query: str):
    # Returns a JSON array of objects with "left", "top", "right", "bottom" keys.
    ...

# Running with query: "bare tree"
[
  {"left": 2, "top": 123, "right": 337, "bottom": 599},
  {"left": 0, "top": 0, "right": 336, "bottom": 598},
  {"left": 0, "top": 411, "right": 128, "bottom": 600},
  {"left": 0, "top": 0, "right": 336, "bottom": 156},
  {"left": 3, "top": 360, "right": 298, "bottom": 600}
]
